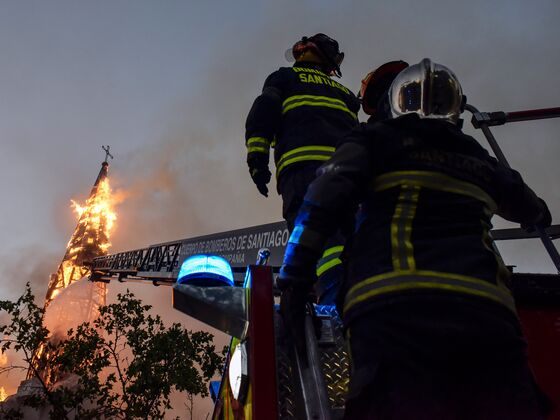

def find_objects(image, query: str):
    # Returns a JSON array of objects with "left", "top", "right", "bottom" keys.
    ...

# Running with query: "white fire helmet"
[{"left": 389, "top": 58, "right": 464, "bottom": 124}]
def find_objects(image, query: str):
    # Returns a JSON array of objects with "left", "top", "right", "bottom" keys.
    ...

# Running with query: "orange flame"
[
  {"left": 0, "top": 386, "right": 7, "bottom": 402},
  {"left": 46, "top": 177, "right": 119, "bottom": 305},
  {"left": 70, "top": 200, "right": 86, "bottom": 218},
  {"left": 67, "top": 178, "right": 117, "bottom": 252},
  {"left": 69, "top": 178, "right": 117, "bottom": 262},
  {"left": 31, "top": 170, "right": 121, "bottom": 385}
]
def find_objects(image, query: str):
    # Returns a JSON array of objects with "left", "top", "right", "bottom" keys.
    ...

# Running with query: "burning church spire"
[
  {"left": 27, "top": 146, "right": 118, "bottom": 384},
  {"left": 44, "top": 146, "right": 116, "bottom": 309}
]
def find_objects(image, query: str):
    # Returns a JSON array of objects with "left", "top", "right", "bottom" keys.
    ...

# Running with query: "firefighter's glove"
[
  {"left": 247, "top": 153, "right": 271, "bottom": 197},
  {"left": 277, "top": 240, "right": 321, "bottom": 290},
  {"left": 522, "top": 198, "right": 552, "bottom": 232},
  {"left": 250, "top": 166, "right": 271, "bottom": 197}
]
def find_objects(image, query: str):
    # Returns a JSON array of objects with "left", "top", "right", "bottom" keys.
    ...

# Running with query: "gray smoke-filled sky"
[{"left": 0, "top": 0, "right": 559, "bottom": 416}]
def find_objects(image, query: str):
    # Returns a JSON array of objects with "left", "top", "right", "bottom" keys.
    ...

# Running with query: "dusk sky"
[{"left": 0, "top": 0, "right": 559, "bottom": 416}]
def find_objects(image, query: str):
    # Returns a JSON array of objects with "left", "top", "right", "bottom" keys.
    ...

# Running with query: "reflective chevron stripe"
[{"left": 316, "top": 246, "right": 344, "bottom": 276}]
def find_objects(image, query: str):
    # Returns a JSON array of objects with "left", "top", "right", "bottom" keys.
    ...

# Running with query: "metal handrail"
[{"left": 466, "top": 104, "right": 560, "bottom": 273}]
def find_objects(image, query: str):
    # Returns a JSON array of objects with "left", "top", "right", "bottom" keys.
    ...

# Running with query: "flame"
[
  {"left": 29, "top": 167, "right": 121, "bottom": 385},
  {"left": 0, "top": 354, "right": 10, "bottom": 400},
  {"left": 68, "top": 178, "right": 117, "bottom": 268},
  {"left": 46, "top": 177, "right": 119, "bottom": 306},
  {"left": 50, "top": 288, "right": 60, "bottom": 300},
  {"left": 70, "top": 200, "right": 86, "bottom": 218},
  {"left": 66, "top": 178, "right": 117, "bottom": 253}
]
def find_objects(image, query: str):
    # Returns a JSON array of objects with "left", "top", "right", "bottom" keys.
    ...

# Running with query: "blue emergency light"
[{"left": 177, "top": 254, "right": 234, "bottom": 287}]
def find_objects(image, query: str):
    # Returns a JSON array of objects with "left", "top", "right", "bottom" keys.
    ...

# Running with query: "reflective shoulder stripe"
[
  {"left": 372, "top": 170, "right": 497, "bottom": 212},
  {"left": 316, "top": 246, "right": 344, "bottom": 277},
  {"left": 343, "top": 269, "right": 516, "bottom": 315},
  {"left": 276, "top": 145, "right": 335, "bottom": 177},
  {"left": 282, "top": 95, "right": 357, "bottom": 120}
]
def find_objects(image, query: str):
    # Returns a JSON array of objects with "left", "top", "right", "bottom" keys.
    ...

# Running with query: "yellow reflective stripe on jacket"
[
  {"left": 248, "top": 147, "right": 269, "bottom": 153},
  {"left": 343, "top": 269, "right": 516, "bottom": 315},
  {"left": 322, "top": 245, "right": 344, "bottom": 258},
  {"left": 276, "top": 145, "right": 335, "bottom": 177},
  {"left": 247, "top": 136, "right": 271, "bottom": 154},
  {"left": 282, "top": 95, "right": 358, "bottom": 120},
  {"left": 317, "top": 258, "right": 342, "bottom": 277},
  {"left": 372, "top": 170, "right": 497, "bottom": 212},
  {"left": 391, "top": 186, "right": 420, "bottom": 271},
  {"left": 316, "top": 245, "right": 344, "bottom": 277}
]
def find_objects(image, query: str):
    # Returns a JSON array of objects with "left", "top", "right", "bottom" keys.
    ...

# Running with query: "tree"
[{"left": 0, "top": 283, "right": 223, "bottom": 419}]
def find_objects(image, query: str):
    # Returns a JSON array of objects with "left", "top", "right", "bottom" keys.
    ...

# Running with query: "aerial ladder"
[{"left": 90, "top": 106, "right": 560, "bottom": 419}]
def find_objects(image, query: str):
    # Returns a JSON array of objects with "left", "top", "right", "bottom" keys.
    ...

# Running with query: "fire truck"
[{"left": 90, "top": 106, "right": 560, "bottom": 419}]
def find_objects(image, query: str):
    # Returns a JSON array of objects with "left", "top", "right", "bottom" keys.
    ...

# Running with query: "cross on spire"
[{"left": 102, "top": 145, "right": 114, "bottom": 163}]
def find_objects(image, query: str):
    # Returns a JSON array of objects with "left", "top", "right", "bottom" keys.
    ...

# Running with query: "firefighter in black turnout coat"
[
  {"left": 279, "top": 59, "right": 552, "bottom": 419},
  {"left": 245, "top": 33, "right": 359, "bottom": 303}
]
